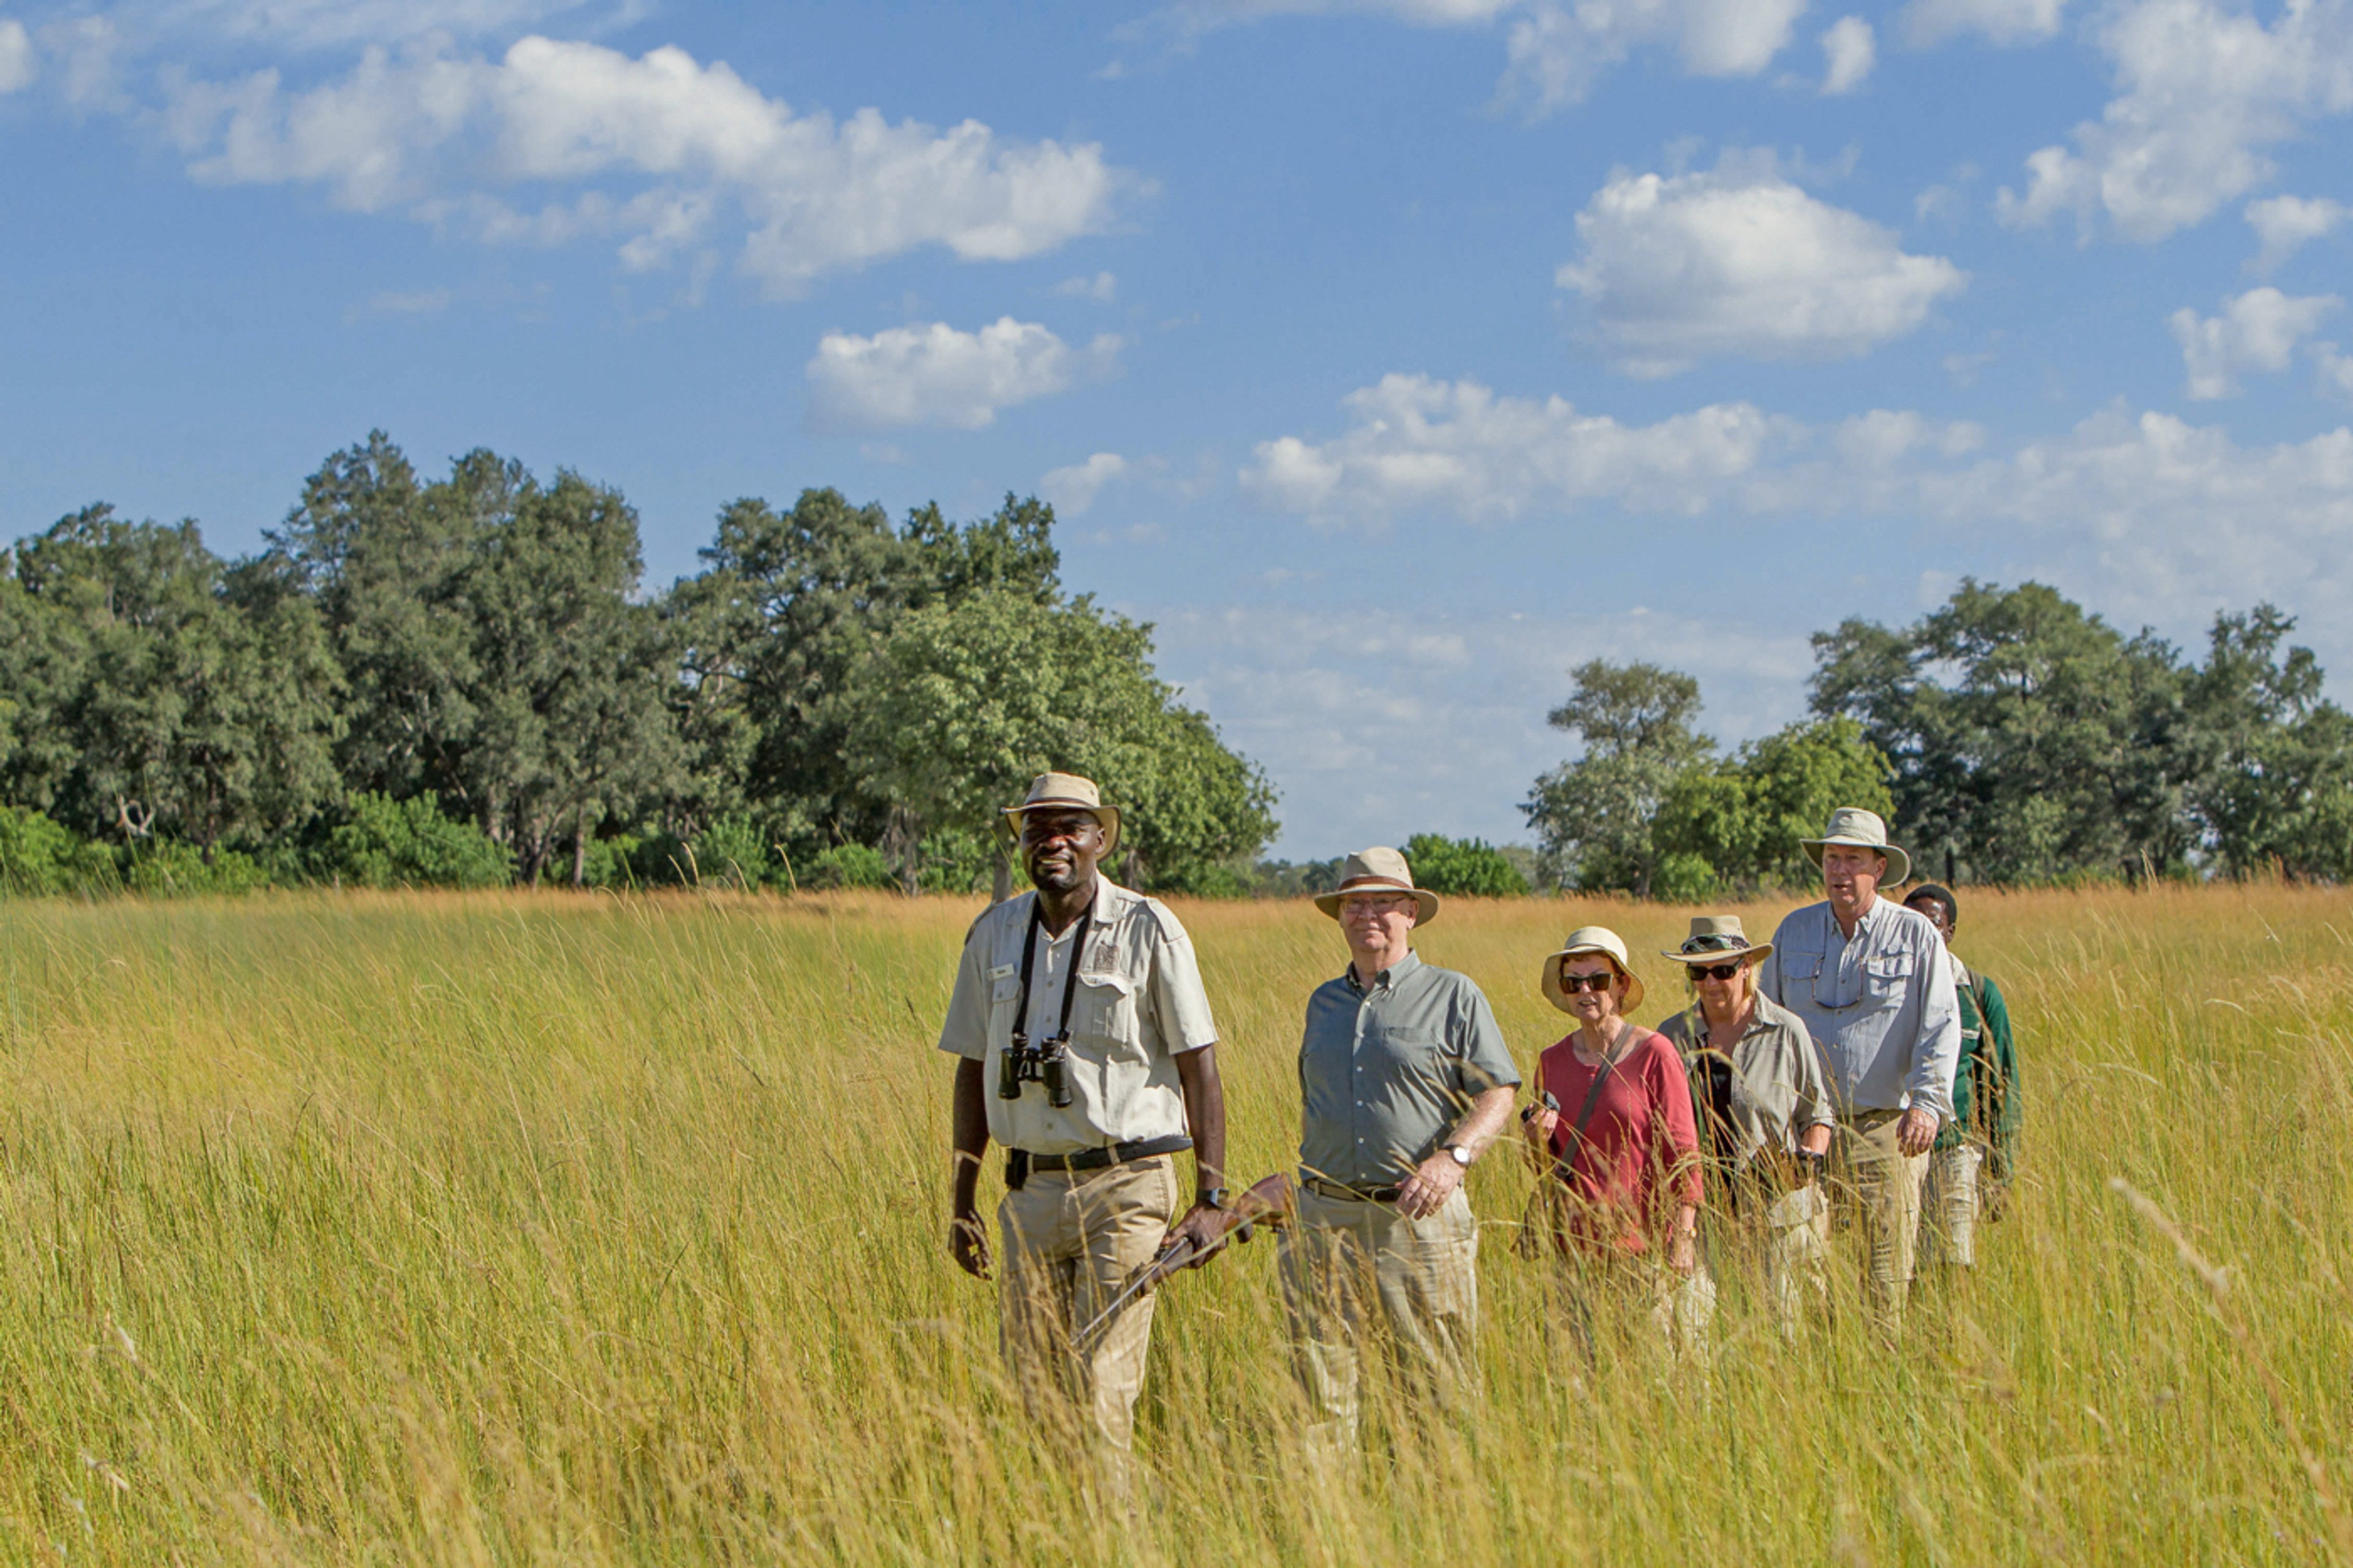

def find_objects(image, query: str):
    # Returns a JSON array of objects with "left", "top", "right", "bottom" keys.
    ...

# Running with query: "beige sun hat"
[
  {"left": 999, "top": 771, "right": 1120, "bottom": 854},
  {"left": 1800, "top": 806, "right": 1911, "bottom": 886},
  {"left": 1312, "top": 847, "right": 1439, "bottom": 925},
  {"left": 1540, "top": 925, "right": 1645, "bottom": 1013},
  {"left": 1661, "top": 914, "right": 1773, "bottom": 966}
]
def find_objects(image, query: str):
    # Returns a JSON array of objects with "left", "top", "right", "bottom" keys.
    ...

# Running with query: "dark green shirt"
[
  {"left": 1937, "top": 958, "right": 2021, "bottom": 1178},
  {"left": 1297, "top": 950, "right": 1520, "bottom": 1189}
]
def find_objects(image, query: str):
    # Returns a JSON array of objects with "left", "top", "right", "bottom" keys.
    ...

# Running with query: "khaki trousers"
[
  {"left": 1553, "top": 1247, "right": 1716, "bottom": 1367},
  {"left": 1830, "top": 1110, "right": 1930, "bottom": 1331},
  {"left": 1919, "top": 1141, "right": 1985, "bottom": 1270},
  {"left": 1705, "top": 1181, "right": 1830, "bottom": 1339},
  {"left": 997, "top": 1155, "right": 1180, "bottom": 1458},
  {"left": 1278, "top": 1187, "right": 1477, "bottom": 1452}
]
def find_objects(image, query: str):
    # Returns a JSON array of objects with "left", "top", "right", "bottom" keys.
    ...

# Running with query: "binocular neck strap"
[{"left": 1015, "top": 896, "right": 1094, "bottom": 1045}]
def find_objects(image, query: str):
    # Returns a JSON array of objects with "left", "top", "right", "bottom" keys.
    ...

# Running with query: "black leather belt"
[
  {"left": 1303, "top": 1176, "right": 1405, "bottom": 1204},
  {"left": 1006, "top": 1134, "right": 1192, "bottom": 1189}
]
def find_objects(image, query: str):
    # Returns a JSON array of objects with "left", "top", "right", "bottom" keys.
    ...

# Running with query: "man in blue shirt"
[
  {"left": 1756, "top": 808, "right": 1961, "bottom": 1332},
  {"left": 1282, "top": 846, "right": 1519, "bottom": 1453}
]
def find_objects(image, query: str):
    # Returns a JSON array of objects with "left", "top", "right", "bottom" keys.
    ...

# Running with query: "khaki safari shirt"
[
  {"left": 1658, "top": 991, "right": 1835, "bottom": 1167},
  {"left": 938, "top": 877, "right": 1219, "bottom": 1156},
  {"left": 1297, "top": 951, "right": 1520, "bottom": 1191}
]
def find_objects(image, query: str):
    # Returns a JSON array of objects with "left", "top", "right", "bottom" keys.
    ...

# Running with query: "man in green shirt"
[{"left": 1903, "top": 883, "right": 2021, "bottom": 1270}]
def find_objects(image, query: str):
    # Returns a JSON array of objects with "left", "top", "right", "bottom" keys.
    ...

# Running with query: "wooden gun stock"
[{"left": 1070, "top": 1172, "right": 1294, "bottom": 1358}]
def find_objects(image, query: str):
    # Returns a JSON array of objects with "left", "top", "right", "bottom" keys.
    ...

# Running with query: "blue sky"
[{"left": 4, "top": 0, "right": 2352, "bottom": 857}]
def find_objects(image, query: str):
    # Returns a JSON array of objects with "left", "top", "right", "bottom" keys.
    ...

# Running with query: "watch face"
[{"left": 1449, "top": 1145, "right": 1472, "bottom": 1167}]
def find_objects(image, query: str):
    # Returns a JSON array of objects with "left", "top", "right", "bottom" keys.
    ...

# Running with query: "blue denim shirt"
[
  {"left": 1297, "top": 950, "right": 1521, "bottom": 1189},
  {"left": 1756, "top": 898, "right": 1961, "bottom": 1123}
]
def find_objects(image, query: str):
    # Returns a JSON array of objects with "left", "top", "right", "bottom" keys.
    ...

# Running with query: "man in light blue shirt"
[{"left": 1757, "top": 808, "right": 1960, "bottom": 1330}]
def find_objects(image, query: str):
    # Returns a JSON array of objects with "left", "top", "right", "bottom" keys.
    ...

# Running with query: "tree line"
[
  {"left": 0, "top": 433, "right": 1278, "bottom": 897},
  {"left": 1525, "top": 580, "right": 2353, "bottom": 895}
]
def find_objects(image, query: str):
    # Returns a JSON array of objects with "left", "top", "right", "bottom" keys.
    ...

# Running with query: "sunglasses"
[
  {"left": 1559, "top": 970, "right": 1618, "bottom": 994},
  {"left": 1688, "top": 961, "right": 1746, "bottom": 982}
]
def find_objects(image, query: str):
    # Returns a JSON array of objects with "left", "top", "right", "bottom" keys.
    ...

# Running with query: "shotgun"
[{"left": 1071, "top": 1171, "right": 1295, "bottom": 1358}]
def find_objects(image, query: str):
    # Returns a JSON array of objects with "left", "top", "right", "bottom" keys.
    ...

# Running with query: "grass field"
[{"left": 0, "top": 884, "right": 2347, "bottom": 1565}]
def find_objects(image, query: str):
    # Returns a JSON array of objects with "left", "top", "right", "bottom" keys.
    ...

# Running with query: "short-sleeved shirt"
[
  {"left": 937, "top": 878, "right": 1218, "bottom": 1156},
  {"left": 1537, "top": 1028, "right": 1702, "bottom": 1255},
  {"left": 1756, "top": 898, "right": 1962, "bottom": 1122},
  {"left": 1657, "top": 992, "right": 1836, "bottom": 1167},
  {"left": 1297, "top": 950, "right": 1520, "bottom": 1190}
]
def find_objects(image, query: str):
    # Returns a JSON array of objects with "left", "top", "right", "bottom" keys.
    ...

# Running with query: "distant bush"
[
  {"left": 124, "top": 841, "right": 269, "bottom": 896},
  {"left": 917, "top": 828, "right": 996, "bottom": 895},
  {"left": 320, "top": 794, "right": 512, "bottom": 889},
  {"left": 808, "top": 843, "right": 895, "bottom": 891},
  {"left": 0, "top": 808, "right": 118, "bottom": 895},
  {"left": 1403, "top": 834, "right": 1531, "bottom": 898},
  {"left": 697, "top": 816, "right": 775, "bottom": 888}
]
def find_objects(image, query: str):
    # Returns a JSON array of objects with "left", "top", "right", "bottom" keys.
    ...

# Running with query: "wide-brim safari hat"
[
  {"left": 1540, "top": 925, "right": 1644, "bottom": 1013},
  {"left": 1801, "top": 806, "right": 1911, "bottom": 886},
  {"left": 1312, "top": 847, "right": 1439, "bottom": 925},
  {"left": 1661, "top": 913, "right": 1773, "bottom": 966},
  {"left": 999, "top": 771, "right": 1120, "bottom": 855}
]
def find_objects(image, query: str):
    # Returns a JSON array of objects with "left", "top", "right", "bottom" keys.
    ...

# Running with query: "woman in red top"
[{"left": 1521, "top": 926, "right": 1706, "bottom": 1355}]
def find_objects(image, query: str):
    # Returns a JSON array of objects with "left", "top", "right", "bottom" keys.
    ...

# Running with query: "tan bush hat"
[
  {"left": 999, "top": 771, "right": 1120, "bottom": 854},
  {"left": 1540, "top": 925, "right": 1644, "bottom": 1013},
  {"left": 1800, "top": 806, "right": 1910, "bottom": 886},
  {"left": 1661, "top": 913, "right": 1773, "bottom": 966},
  {"left": 1313, "top": 847, "right": 1439, "bottom": 925}
]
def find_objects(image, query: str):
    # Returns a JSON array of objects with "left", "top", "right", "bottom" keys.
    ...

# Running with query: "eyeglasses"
[
  {"left": 1689, "top": 962, "right": 1745, "bottom": 982},
  {"left": 1558, "top": 970, "right": 1618, "bottom": 994},
  {"left": 1338, "top": 896, "right": 1413, "bottom": 918}
]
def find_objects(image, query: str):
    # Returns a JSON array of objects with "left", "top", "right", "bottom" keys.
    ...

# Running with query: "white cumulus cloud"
[
  {"left": 1997, "top": 0, "right": 2353, "bottom": 242},
  {"left": 1899, "top": 0, "right": 2066, "bottom": 47},
  {"left": 157, "top": 36, "right": 1126, "bottom": 293},
  {"left": 2167, "top": 287, "right": 2340, "bottom": 398},
  {"left": 1041, "top": 452, "right": 1131, "bottom": 515},
  {"left": 1556, "top": 159, "right": 1968, "bottom": 375},
  {"left": 2247, "top": 194, "right": 2349, "bottom": 272},
  {"left": 1821, "top": 17, "right": 1876, "bottom": 93},
  {"left": 805, "top": 318, "right": 1120, "bottom": 432}
]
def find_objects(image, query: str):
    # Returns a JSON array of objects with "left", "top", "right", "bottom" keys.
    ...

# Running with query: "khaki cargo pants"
[
  {"left": 997, "top": 1155, "right": 1180, "bottom": 1459},
  {"left": 1278, "top": 1187, "right": 1477, "bottom": 1453},
  {"left": 1705, "top": 1180, "right": 1830, "bottom": 1340},
  {"left": 1919, "top": 1140, "right": 1985, "bottom": 1270},
  {"left": 1830, "top": 1109, "right": 1931, "bottom": 1331}
]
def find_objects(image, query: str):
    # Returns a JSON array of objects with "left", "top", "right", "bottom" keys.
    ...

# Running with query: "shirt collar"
[{"left": 1345, "top": 948, "right": 1422, "bottom": 993}]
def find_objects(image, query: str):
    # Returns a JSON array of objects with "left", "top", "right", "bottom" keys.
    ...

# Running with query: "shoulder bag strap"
[{"left": 1555, "top": 1044, "right": 1621, "bottom": 1186}]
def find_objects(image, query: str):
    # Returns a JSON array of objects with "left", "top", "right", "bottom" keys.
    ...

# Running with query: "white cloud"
[
  {"left": 2247, "top": 194, "right": 2349, "bottom": 272},
  {"left": 1556, "top": 159, "right": 1968, "bottom": 375},
  {"left": 1997, "top": 0, "right": 2353, "bottom": 242},
  {"left": 1041, "top": 452, "right": 1131, "bottom": 515},
  {"left": 0, "top": 21, "right": 32, "bottom": 93},
  {"left": 805, "top": 317, "right": 1120, "bottom": 431},
  {"left": 1821, "top": 16, "right": 1876, "bottom": 93},
  {"left": 1134, "top": 0, "right": 1805, "bottom": 114},
  {"left": 150, "top": 0, "right": 610, "bottom": 49},
  {"left": 1245, "top": 373, "right": 2353, "bottom": 639},
  {"left": 1900, "top": 0, "right": 2066, "bottom": 47},
  {"left": 2168, "top": 287, "right": 2340, "bottom": 397},
  {"left": 1053, "top": 270, "right": 1118, "bottom": 301},
  {"left": 156, "top": 36, "right": 1126, "bottom": 292}
]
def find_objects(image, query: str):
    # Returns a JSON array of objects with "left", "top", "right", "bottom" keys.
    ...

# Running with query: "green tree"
[
  {"left": 2184, "top": 605, "right": 2353, "bottom": 879},
  {"left": 1811, "top": 580, "right": 2192, "bottom": 884},
  {"left": 1523, "top": 660, "right": 1713, "bottom": 895},
  {"left": 1403, "top": 834, "right": 1530, "bottom": 898},
  {"left": 1652, "top": 718, "right": 1894, "bottom": 896}
]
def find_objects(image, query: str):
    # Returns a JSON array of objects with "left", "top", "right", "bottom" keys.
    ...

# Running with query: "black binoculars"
[{"left": 998, "top": 1031, "right": 1074, "bottom": 1107}]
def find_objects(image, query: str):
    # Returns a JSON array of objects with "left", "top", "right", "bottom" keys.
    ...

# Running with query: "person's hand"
[
  {"left": 1158, "top": 1203, "right": 1230, "bottom": 1268},
  {"left": 1521, "top": 1107, "right": 1559, "bottom": 1156},
  {"left": 1667, "top": 1228, "right": 1696, "bottom": 1275},
  {"left": 1396, "top": 1152, "right": 1463, "bottom": 1219},
  {"left": 1896, "top": 1106, "right": 1939, "bottom": 1157},
  {"left": 949, "top": 1210, "right": 991, "bottom": 1280}
]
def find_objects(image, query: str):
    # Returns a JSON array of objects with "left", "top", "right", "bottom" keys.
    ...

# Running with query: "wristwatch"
[
  {"left": 1445, "top": 1143, "right": 1473, "bottom": 1168},
  {"left": 1197, "top": 1186, "right": 1229, "bottom": 1210}
]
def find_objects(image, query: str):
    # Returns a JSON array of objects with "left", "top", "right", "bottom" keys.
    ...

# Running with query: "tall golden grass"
[{"left": 0, "top": 883, "right": 2346, "bottom": 1564}]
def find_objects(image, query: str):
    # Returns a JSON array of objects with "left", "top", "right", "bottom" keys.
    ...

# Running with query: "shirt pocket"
[
  {"left": 988, "top": 971, "right": 1023, "bottom": 1043},
  {"left": 1862, "top": 952, "right": 1914, "bottom": 1003},
  {"left": 1369, "top": 1026, "right": 1449, "bottom": 1080},
  {"left": 1071, "top": 967, "right": 1143, "bottom": 1058},
  {"left": 1778, "top": 950, "right": 1824, "bottom": 986}
]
